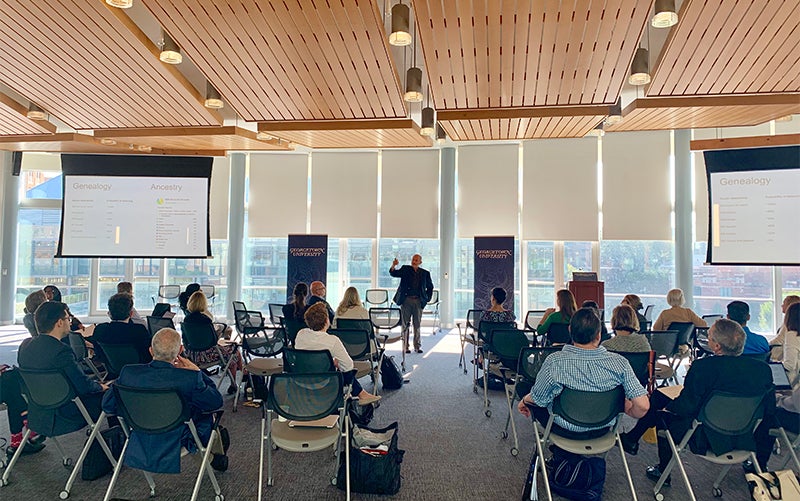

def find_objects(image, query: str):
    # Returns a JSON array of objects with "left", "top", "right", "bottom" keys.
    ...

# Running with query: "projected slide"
[
  {"left": 61, "top": 176, "right": 208, "bottom": 257},
  {"left": 709, "top": 169, "right": 800, "bottom": 264}
]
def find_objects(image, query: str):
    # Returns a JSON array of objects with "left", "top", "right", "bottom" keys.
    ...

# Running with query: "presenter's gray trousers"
[{"left": 400, "top": 297, "right": 422, "bottom": 350}]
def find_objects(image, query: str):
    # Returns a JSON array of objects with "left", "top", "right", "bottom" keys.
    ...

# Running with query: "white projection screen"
[
  {"left": 703, "top": 146, "right": 800, "bottom": 265},
  {"left": 57, "top": 154, "right": 213, "bottom": 258}
]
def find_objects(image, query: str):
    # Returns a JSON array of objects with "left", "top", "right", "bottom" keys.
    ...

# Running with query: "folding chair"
[
  {"left": 653, "top": 390, "right": 769, "bottom": 500},
  {"left": 330, "top": 328, "right": 379, "bottom": 393},
  {"left": 95, "top": 341, "right": 143, "bottom": 379},
  {"left": 369, "top": 307, "right": 404, "bottom": 370},
  {"left": 544, "top": 323, "right": 571, "bottom": 346},
  {"left": 236, "top": 327, "right": 285, "bottom": 412},
  {"left": 267, "top": 304, "right": 285, "bottom": 328},
  {"left": 1, "top": 368, "right": 116, "bottom": 499},
  {"left": 456, "top": 309, "right": 482, "bottom": 375},
  {"left": 102, "top": 385, "right": 224, "bottom": 501},
  {"left": 68, "top": 332, "right": 105, "bottom": 381},
  {"left": 282, "top": 317, "right": 305, "bottom": 346},
  {"left": 667, "top": 321, "right": 696, "bottom": 366},
  {"left": 200, "top": 285, "right": 216, "bottom": 308},
  {"left": 478, "top": 320, "right": 516, "bottom": 415},
  {"left": 364, "top": 289, "right": 389, "bottom": 309},
  {"left": 152, "top": 284, "right": 181, "bottom": 308},
  {"left": 642, "top": 330, "right": 680, "bottom": 386},
  {"left": 644, "top": 304, "right": 655, "bottom": 321},
  {"left": 232, "top": 301, "right": 266, "bottom": 341},
  {"left": 524, "top": 310, "right": 546, "bottom": 345},
  {"left": 692, "top": 326, "right": 713, "bottom": 359},
  {"left": 490, "top": 328, "right": 532, "bottom": 456},
  {"left": 423, "top": 289, "right": 441, "bottom": 334},
  {"left": 146, "top": 315, "right": 176, "bottom": 337},
  {"left": 610, "top": 350, "right": 656, "bottom": 395},
  {"left": 531, "top": 386, "right": 638, "bottom": 501},
  {"left": 769, "top": 426, "right": 800, "bottom": 471},
  {"left": 262, "top": 372, "right": 350, "bottom": 501},
  {"left": 180, "top": 322, "right": 238, "bottom": 391}
]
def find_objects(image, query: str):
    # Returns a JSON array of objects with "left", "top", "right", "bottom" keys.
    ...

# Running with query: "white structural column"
[
  {"left": 225, "top": 153, "right": 246, "bottom": 321},
  {"left": 674, "top": 130, "right": 694, "bottom": 306},
  {"left": 439, "top": 147, "right": 456, "bottom": 328},
  {"left": 0, "top": 152, "right": 19, "bottom": 324}
]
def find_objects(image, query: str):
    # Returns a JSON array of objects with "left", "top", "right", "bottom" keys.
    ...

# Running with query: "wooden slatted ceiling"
[
  {"left": 258, "top": 119, "right": 431, "bottom": 148},
  {"left": 649, "top": 0, "right": 800, "bottom": 97},
  {"left": 94, "top": 127, "right": 289, "bottom": 151},
  {"left": 142, "top": 0, "right": 406, "bottom": 122},
  {"left": 413, "top": 0, "right": 651, "bottom": 110},
  {"left": 0, "top": 0, "right": 220, "bottom": 130},
  {"left": 0, "top": 133, "right": 171, "bottom": 154},
  {"left": 606, "top": 96, "right": 800, "bottom": 132},
  {"left": 0, "top": 93, "right": 56, "bottom": 135},
  {"left": 440, "top": 115, "right": 604, "bottom": 141}
]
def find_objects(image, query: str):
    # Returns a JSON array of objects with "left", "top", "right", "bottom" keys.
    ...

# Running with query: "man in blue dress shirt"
[{"left": 727, "top": 301, "right": 770, "bottom": 355}]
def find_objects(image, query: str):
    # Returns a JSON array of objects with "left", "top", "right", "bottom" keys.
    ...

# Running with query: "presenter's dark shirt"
[{"left": 409, "top": 270, "right": 422, "bottom": 297}]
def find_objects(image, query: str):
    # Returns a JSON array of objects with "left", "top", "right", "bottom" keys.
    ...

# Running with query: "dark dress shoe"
[
  {"left": 415, "top": 348, "right": 423, "bottom": 353},
  {"left": 405, "top": 349, "right": 411, "bottom": 353},
  {"left": 619, "top": 433, "right": 639, "bottom": 455},
  {"left": 646, "top": 465, "right": 671, "bottom": 486},
  {"left": 6, "top": 440, "right": 46, "bottom": 458}
]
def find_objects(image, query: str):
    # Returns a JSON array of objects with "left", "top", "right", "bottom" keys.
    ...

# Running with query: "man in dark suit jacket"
[
  {"left": 89, "top": 293, "right": 152, "bottom": 371},
  {"left": 389, "top": 254, "right": 434, "bottom": 353},
  {"left": 18, "top": 302, "right": 110, "bottom": 437},
  {"left": 102, "top": 328, "right": 223, "bottom": 474},
  {"left": 308, "top": 280, "right": 335, "bottom": 322},
  {"left": 621, "top": 318, "right": 775, "bottom": 480}
]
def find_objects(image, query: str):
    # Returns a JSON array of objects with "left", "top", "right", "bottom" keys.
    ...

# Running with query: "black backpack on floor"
[
  {"left": 336, "top": 421, "right": 405, "bottom": 495},
  {"left": 381, "top": 356, "right": 403, "bottom": 390}
]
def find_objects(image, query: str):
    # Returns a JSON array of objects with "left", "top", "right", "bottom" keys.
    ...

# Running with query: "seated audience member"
[
  {"left": 18, "top": 302, "right": 110, "bottom": 437},
  {"left": 780, "top": 302, "right": 800, "bottom": 390},
  {"left": 44, "top": 284, "right": 85, "bottom": 332},
  {"left": 518, "top": 308, "right": 649, "bottom": 438},
  {"left": 282, "top": 282, "right": 309, "bottom": 322},
  {"left": 333, "top": 286, "right": 370, "bottom": 327},
  {"left": 102, "top": 328, "right": 224, "bottom": 474},
  {"left": 621, "top": 318, "right": 775, "bottom": 477},
  {"left": 727, "top": 300, "right": 769, "bottom": 355},
  {"left": 89, "top": 293, "right": 152, "bottom": 366},
  {"left": 622, "top": 294, "right": 649, "bottom": 330},
  {"left": 480, "top": 287, "right": 516, "bottom": 323},
  {"left": 308, "top": 280, "right": 335, "bottom": 322},
  {"left": 582, "top": 300, "right": 610, "bottom": 341},
  {"left": 536, "top": 289, "right": 577, "bottom": 336},
  {"left": 183, "top": 291, "right": 241, "bottom": 394},
  {"left": 771, "top": 295, "right": 800, "bottom": 361},
  {"left": 1, "top": 366, "right": 46, "bottom": 459},
  {"left": 652, "top": 288, "right": 707, "bottom": 331},
  {"left": 22, "top": 290, "right": 47, "bottom": 337},
  {"left": 295, "top": 303, "right": 381, "bottom": 407},
  {"left": 178, "top": 283, "right": 201, "bottom": 315},
  {"left": 603, "top": 304, "right": 651, "bottom": 353},
  {"left": 116, "top": 281, "right": 145, "bottom": 326}
]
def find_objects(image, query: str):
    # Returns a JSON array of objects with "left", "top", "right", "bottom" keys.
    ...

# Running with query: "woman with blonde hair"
[
  {"left": 536, "top": 289, "right": 577, "bottom": 335},
  {"left": 603, "top": 304, "right": 651, "bottom": 352},
  {"left": 333, "top": 287, "right": 369, "bottom": 327},
  {"left": 652, "top": 288, "right": 707, "bottom": 331}
]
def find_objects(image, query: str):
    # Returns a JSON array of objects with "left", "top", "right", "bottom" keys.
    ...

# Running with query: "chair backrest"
[
  {"left": 491, "top": 329, "right": 531, "bottom": 369},
  {"left": 610, "top": 350, "right": 655, "bottom": 393},
  {"left": 96, "top": 342, "right": 143, "bottom": 376},
  {"left": 282, "top": 317, "right": 306, "bottom": 345},
  {"left": 699, "top": 391, "right": 768, "bottom": 437},
  {"left": 268, "top": 372, "right": 344, "bottom": 421},
  {"left": 667, "top": 321, "right": 695, "bottom": 346},
  {"left": 466, "top": 309, "right": 482, "bottom": 332},
  {"left": 200, "top": 285, "right": 215, "bottom": 299},
  {"left": 336, "top": 318, "right": 374, "bottom": 339},
  {"left": 552, "top": 386, "right": 625, "bottom": 430},
  {"left": 241, "top": 327, "right": 286, "bottom": 358},
  {"left": 643, "top": 304, "right": 654, "bottom": 321},
  {"left": 147, "top": 316, "right": 175, "bottom": 337},
  {"left": 369, "top": 307, "right": 402, "bottom": 331},
  {"left": 364, "top": 289, "right": 389, "bottom": 307},
  {"left": 158, "top": 285, "right": 180, "bottom": 300},
  {"left": 68, "top": 332, "right": 89, "bottom": 359},
  {"left": 429, "top": 289, "right": 440, "bottom": 305},
  {"left": 524, "top": 310, "right": 546, "bottom": 331},
  {"left": 546, "top": 322, "right": 572, "bottom": 345},
  {"left": 18, "top": 368, "right": 75, "bottom": 410},
  {"left": 640, "top": 320, "right": 652, "bottom": 332},
  {"left": 232, "top": 301, "right": 246, "bottom": 314},
  {"left": 113, "top": 384, "right": 190, "bottom": 434},
  {"left": 329, "top": 328, "right": 371, "bottom": 360},
  {"left": 642, "top": 330, "right": 679, "bottom": 358},
  {"left": 180, "top": 321, "right": 218, "bottom": 352},
  {"left": 478, "top": 320, "right": 516, "bottom": 344},
  {"left": 234, "top": 308, "right": 264, "bottom": 334},
  {"left": 517, "top": 347, "right": 561, "bottom": 383},
  {"left": 741, "top": 351, "right": 771, "bottom": 363},
  {"left": 702, "top": 314, "right": 723, "bottom": 325},
  {"left": 283, "top": 348, "right": 336, "bottom": 373},
  {"left": 268, "top": 303, "right": 285, "bottom": 326}
]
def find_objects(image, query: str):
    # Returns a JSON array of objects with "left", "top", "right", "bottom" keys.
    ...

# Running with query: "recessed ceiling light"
[
  {"left": 204, "top": 82, "right": 224, "bottom": 109},
  {"left": 100, "top": 138, "right": 117, "bottom": 146},
  {"left": 26, "top": 104, "right": 47, "bottom": 120},
  {"left": 256, "top": 132, "right": 274, "bottom": 141},
  {"left": 159, "top": 30, "right": 182, "bottom": 64},
  {"left": 106, "top": 0, "right": 133, "bottom": 8}
]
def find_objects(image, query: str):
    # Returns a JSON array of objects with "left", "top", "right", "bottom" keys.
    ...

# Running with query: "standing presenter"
[{"left": 389, "top": 254, "right": 434, "bottom": 354}]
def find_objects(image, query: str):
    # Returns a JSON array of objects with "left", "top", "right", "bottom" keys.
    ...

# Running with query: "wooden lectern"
[{"left": 568, "top": 280, "right": 605, "bottom": 309}]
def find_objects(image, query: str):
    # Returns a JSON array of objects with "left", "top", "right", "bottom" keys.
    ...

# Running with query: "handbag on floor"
[
  {"left": 746, "top": 470, "right": 800, "bottom": 500},
  {"left": 336, "top": 421, "right": 405, "bottom": 495},
  {"left": 381, "top": 356, "right": 404, "bottom": 390},
  {"left": 81, "top": 425, "right": 125, "bottom": 481}
]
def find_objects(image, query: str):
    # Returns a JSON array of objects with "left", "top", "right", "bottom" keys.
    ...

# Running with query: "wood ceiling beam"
[
  {"left": 258, "top": 119, "right": 422, "bottom": 132},
  {"left": 623, "top": 94, "right": 800, "bottom": 115},
  {"left": 0, "top": 92, "right": 57, "bottom": 134},
  {"left": 437, "top": 105, "right": 611, "bottom": 121},
  {"left": 690, "top": 133, "right": 800, "bottom": 151}
]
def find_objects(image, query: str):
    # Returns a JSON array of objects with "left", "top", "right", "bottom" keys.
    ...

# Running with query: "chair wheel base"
[
  {"left": 63, "top": 457, "right": 73, "bottom": 469},
  {"left": 501, "top": 431, "right": 508, "bottom": 439},
  {"left": 215, "top": 494, "right": 224, "bottom": 501},
  {"left": 59, "top": 490, "right": 69, "bottom": 499},
  {"left": 0, "top": 478, "right": 9, "bottom": 487},
  {"left": 511, "top": 448, "right": 519, "bottom": 456},
  {"left": 655, "top": 493, "right": 664, "bottom": 501},
  {"left": 713, "top": 487, "right": 722, "bottom": 497},
  {"left": 485, "top": 409, "right": 492, "bottom": 417},
  {"left": 331, "top": 477, "right": 337, "bottom": 486}
]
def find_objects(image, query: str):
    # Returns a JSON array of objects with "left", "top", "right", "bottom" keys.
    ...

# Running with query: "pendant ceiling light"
[
  {"left": 435, "top": 123, "right": 446, "bottom": 145},
  {"left": 405, "top": 67, "right": 423, "bottom": 102},
  {"left": 159, "top": 30, "right": 182, "bottom": 64},
  {"left": 420, "top": 106, "right": 435, "bottom": 136},
  {"left": 106, "top": 0, "right": 133, "bottom": 8},
  {"left": 605, "top": 98, "right": 623, "bottom": 125},
  {"left": 628, "top": 47, "right": 651, "bottom": 86},
  {"left": 26, "top": 103, "right": 47, "bottom": 120},
  {"left": 389, "top": 2, "right": 412, "bottom": 46},
  {"left": 204, "top": 82, "right": 224, "bottom": 109},
  {"left": 652, "top": 0, "right": 678, "bottom": 28}
]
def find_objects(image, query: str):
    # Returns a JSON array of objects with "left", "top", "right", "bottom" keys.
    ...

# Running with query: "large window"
[
  {"left": 345, "top": 239, "right": 373, "bottom": 304},
  {"left": 242, "top": 237, "right": 287, "bottom": 310},
  {"left": 165, "top": 240, "right": 229, "bottom": 313},
  {"left": 526, "top": 242, "right": 555, "bottom": 310},
  {"left": 601, "top": 241, "right": 674, "bottom": 317},
  {"left": 378, "top": 238, "right": 440, "bottom": 309}
]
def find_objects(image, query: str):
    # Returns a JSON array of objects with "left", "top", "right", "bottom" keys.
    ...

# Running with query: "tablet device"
[
  {"left": 770, "top": 363, "right": 791, "bottom": 390},
  {"left": 151, "top": 303, "right": 171, "bottom": 318}
]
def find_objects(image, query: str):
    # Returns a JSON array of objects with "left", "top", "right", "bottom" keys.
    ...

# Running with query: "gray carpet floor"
[{"left": 0, "top": 326, "right": 782, "bottom": 500}]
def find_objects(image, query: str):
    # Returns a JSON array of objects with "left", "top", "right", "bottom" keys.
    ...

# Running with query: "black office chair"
[
  {"left": 364, "top": 289, "right": 389, "bottom": 309},
  {"left": 369, "top": 307, "right": 404, "bottom": 369},
  {"left": 152, "top": 285, "right": 181, "bottom": 307},
  {"left": 643, "top": 304, "right": 655, "bottom": 321},
  {"left": 232, "top": 301, "right": 266, "bottom": 339},
  {"left": 68, "top": 332, "right": 105, "bottom": 380},
  {"left": 95, "top": 341, "right": 143, "bottom": 379},
  {"left": 423, "top": 289, "right": 441, "bottom": 334},
  {"left": 236, "top": 327, "right": 286, "bottom": 412},
  {"left": 545, "top": 322, "right": 571, "bottom": 346},
  {"left": 642, "top": 330, "right": 680, "bottom": 386},
  {"left": 283, "top": 348, "right": 336, "bottom": 373},
  {"left": 524, "top": 310, "right": 546, "bottom": 332},
  {"left": 477, "top": 321, "right": 516, "bottom": 415},
  {"left": 490, "top": 328, "right": 532, "bottom": 456},
  {"left": 103, "top": 385, "right": 224, "bottom": 501},
  {"left": 610, "top": 350, "right": 656, "bottom": 394},
  {"left": 457, "top": 309, "right": 483, "bottom": 375},
  {"left": 267, "top": 304, "right": 285, "bottom": 328},
  {"left": 330, "top": 328, "right": 379, "bottom": 393},
  {"left": 282, "top": 317, "right": 306, "bottom": 346},
  {"left": 180, "top": 321, "right": 238, "bottom": 391}
]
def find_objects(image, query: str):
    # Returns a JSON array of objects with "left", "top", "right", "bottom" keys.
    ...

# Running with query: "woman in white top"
[
  {"left": 771, "top": 295, "right": 800, "bottom": 361},
  {"left": 332, "top": 286, "right": 369, "bottom": 328},
  {"left": 294, "top": 303, "right": 381, "bottom": 406},
  {"left": 782, "top": 302, "right": 800, "bottom": 391}
]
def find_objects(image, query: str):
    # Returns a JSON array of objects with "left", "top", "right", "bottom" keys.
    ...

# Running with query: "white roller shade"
[
  {"left": 457, "top": 144, "right": 518, "bottom": 237},
  {"left": 209, "top": 156, "right": 230, "bottom": 239},
  {"left": 381, "top": 150, "right": 439, "bottom": 238},
  {"left": 602, "top": 131, "right": 672, "bottom": 240},
  {"left": 21, "top": 152, "right": 61, "bottom": 172},
  {"left": 310, "top": 151, "right": 378, "bottom": 238},
  {"left": 248, "top": 153, "right": 309, "bottom": 237},
  {"left": 523, "top": 138, "right": 598, "bottom": 241}
]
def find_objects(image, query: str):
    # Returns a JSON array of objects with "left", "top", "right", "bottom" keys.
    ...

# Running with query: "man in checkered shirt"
[{"left": 518, "top": 308, "right": 650, "bottom": 438}]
